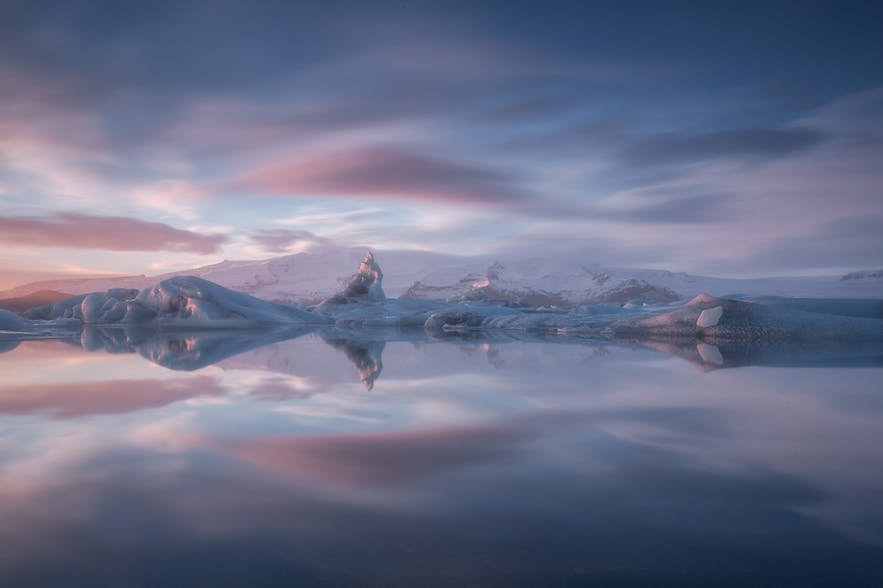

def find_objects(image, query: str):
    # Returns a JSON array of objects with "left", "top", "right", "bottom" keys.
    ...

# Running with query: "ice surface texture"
[{"left": 5, "top": 254, "right": 882, "bottom": 343}]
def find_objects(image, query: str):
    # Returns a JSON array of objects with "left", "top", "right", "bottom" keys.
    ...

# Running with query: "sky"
[{"left": 1, "top": 0, "right": 882, "bottom": 288}]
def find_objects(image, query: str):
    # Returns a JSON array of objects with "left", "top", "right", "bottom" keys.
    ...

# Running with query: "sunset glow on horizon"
[{"left": 1, "top": 0, "right": 882, "bottom": 289}]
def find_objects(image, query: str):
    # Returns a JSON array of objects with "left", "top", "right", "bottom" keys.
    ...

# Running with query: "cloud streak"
[
  {"left": 619, "top": 127, "right": 828, "bottom": 166},
  {"left": 0, "top": 212, "right": 228, "bottom": 254},
  {"left": 228, "top": 146, "right": 528, "bottom": 205},
  {"left": 249, "top": 229, "right": 332, "bottom": 253}
]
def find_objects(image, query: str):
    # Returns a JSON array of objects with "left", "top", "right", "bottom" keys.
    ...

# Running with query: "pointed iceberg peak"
[
  {"left": 348, "top": 250, "right": 385, "bottom": 301},
  {"left": 320, "top": 251, "right": 386, "bottom": 306}
]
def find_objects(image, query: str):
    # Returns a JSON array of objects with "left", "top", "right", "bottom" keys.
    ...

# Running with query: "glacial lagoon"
[{"left": 1, "top": 329, "right": 882, "bottom": 587}]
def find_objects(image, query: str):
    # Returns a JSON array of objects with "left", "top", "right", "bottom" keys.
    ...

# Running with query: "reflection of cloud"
[
  {"left": 0, "top": 354, "right": 882, "bottom": 585},
  {"left": 247, "top": 375, "right": 314, "bottom": 401},
  {"left": 0, "top": 376, "right": 224, "bottom": 418},
  {"left": 0, "top": 212, "right": 228, "bottom": 254},
  {"left": 227, "top": 423, "right": 525, "bottom": 485}
]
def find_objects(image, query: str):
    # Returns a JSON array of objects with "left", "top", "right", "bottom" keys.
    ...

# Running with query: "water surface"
[{"left": 1, "top": 330, "right": 882, "bottom": 586}]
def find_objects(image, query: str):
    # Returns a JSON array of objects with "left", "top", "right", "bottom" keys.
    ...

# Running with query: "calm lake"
[{"left": 1, "top": 330, "right": 882, "bottom": 587}]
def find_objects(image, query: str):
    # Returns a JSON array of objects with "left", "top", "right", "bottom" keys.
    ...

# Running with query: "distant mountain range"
[
  {"left": 2, "top": 246, "right": 882, "bottom": 309},
  {"left": 0, "top": 290, "right": 73, "bottom": 313}
]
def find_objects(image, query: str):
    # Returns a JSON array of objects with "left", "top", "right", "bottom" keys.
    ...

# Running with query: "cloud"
[
  {"left": 590, "top": 188, "right": 731, "bottom": 224},
  {"left": 620, "top": 127, "right": 827, "bottom": 166},
  {"left": 0, "top": 212, "right": 228, "bottom": 254},
  {"left": 249, "top": 229, "right": 332, "bottom": 253},
  {"left": 725, "top": 214, "right": 883, "bottom": 273},
  {"left": 228, "top": 146, "right": 528, "bottom": 205}
]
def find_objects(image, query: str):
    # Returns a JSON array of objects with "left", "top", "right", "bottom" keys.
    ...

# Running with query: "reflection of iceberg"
[
  {"left": 75, "top": 325, "right": 317, "bottom": 371},
  {"left": 641, "top": 338, "right": 883, "bottom": 371},
  {"left": 321, "top": 335, "right": 385, "bottom": 390},
  {"left": 0, "top": 339, "right": 21, "bottom": 353},
  {"left": 12, "top": 322, "right": 883, "bottom": 380}
]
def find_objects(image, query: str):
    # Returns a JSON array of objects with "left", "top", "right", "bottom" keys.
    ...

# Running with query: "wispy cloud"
[
  {"left": 0, "top": 212, "right": 228, "bottom": 254},
  {"left": 227, "top": 146, "right": 528, "bottom": 205},
  {"left": 619, "top": 127, "right": 828, "bottom": 166},
  {"left": 249, "top": 229, "right": 332, "bottom": 253}
]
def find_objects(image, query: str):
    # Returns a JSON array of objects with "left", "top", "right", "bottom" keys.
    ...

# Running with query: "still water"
[{"left": 1, "top": 329, "right": 882, "bottom": 587}]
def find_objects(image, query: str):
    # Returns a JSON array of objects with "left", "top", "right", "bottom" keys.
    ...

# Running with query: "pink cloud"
[
  {"left": 228, "top": 146, "right": 526, "bottom": 205},
  {"left": 0, "top": 212, "right": 228, "bottom": 254}
]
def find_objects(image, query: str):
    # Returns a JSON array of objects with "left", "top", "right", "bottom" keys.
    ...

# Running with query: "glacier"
[{"left": 2, "top": 252, "right": 881, "bottom": 350}]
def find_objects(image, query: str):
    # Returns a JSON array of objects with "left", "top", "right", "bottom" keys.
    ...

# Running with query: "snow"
[
  {"left": 403, "top": 260, "right": 682, "bottom": 306},
  {"left": 4, "top": 246, "right": 883, "bottom": 305},
  {"left": 0, "top": 247, "right": 474, "bottom": 304}
]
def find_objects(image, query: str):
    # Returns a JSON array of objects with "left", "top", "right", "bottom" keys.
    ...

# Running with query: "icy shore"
[{"left": 3, "top": 253, "right": 881, "bottom": 344}]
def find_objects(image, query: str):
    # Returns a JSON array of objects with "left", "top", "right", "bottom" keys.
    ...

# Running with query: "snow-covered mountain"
[
  {"left": 0, "top": 247, "right": 476, "bottom": 305},
  {"left": 3, "top": 246, "right": 882, "bottom": 307},
  {"left": 402, "top": 260, "right": 683, "bottom": 306},
  {"left": 400, "top": 259, "right": 883, "bottom": 305}
]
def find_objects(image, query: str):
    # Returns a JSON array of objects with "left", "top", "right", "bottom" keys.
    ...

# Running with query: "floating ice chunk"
[
  {"left": 697, "top": 305, "right": 723, "bottom": 328},
  {"left": 0, "top": 308, "right": 80, "bottom": 334},
  {"left": 0, "top": 309, "right": 30, "bottom": 331},
  {"left": 24, "top": 277, "right": 324, "bottom": 327}
]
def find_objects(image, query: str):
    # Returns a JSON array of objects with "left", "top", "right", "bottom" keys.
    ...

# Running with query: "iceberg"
[
  {"left": 317, "top": 251, "right": 386, "bottom": 306},
  {"left": 24, "top": 276, "right": 327, "bottom": 328},
  {"left": 3, "top": 253, "right": 881, "bottom": 345},
  {"left": 614, "top": 293, "right": 883, "bottom": 342},
  {"left": 0, "top": 308, "right": 80, "bottom": 337}
]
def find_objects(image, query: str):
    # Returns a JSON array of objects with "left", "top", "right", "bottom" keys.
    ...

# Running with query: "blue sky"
[{"left": 1, "top": 0, "right": 882, "bottom": 286}]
